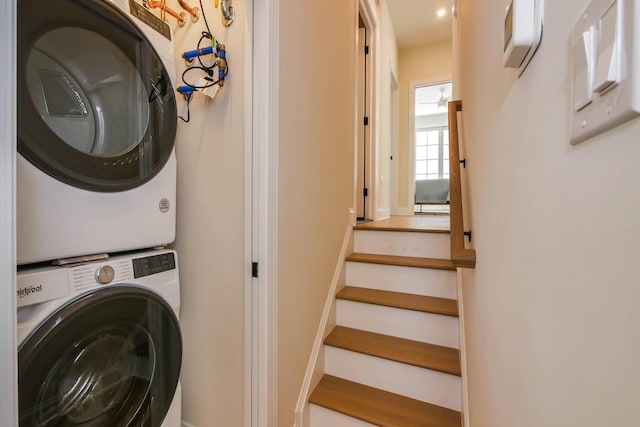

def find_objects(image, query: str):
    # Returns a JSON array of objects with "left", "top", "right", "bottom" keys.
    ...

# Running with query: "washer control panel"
[
  {"left": 17, "top": 250, "right": 177, "bottom": 309},
  {"left": 70, "top": 259, "right": 132, "bottom": 293},
  {"left": 132, "top": 252, "right": 176, "bottom": 278}
]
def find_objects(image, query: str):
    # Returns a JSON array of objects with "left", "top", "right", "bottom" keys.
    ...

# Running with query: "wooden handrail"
[{"left": 448, "top": 100, "right": 476, "bottom": 268}]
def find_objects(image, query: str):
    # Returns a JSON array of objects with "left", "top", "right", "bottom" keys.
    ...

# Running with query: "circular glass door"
[
  {"left": 17, "top": 0, "right": 177, "bottom": 192},
  {"left": 18, "top": 286, "right": 182, "bottom": 427}
]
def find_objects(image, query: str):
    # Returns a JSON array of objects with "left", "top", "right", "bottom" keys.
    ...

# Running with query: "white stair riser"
[
  {"left": 325, "top": 346, "right": 461, "bottom": 411},
  {"left": 346, "top": 262, "right": 457, "bottom": 299},
  {"left": 336, "top": 300, "right": 460, "bottom": 348},
  {"left": 354, "top": 230, "right": 450, "bottom": 258},
  {"left": 310, "top": 404, "right": 377, "bottom": 427}
]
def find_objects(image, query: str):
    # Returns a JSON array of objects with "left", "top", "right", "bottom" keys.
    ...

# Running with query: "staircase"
[{"left": 309, "top": 219, "right": 463, "bottom": 427}]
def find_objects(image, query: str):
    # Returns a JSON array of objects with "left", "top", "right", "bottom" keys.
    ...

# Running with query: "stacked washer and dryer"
[{"left": 16, "top": 0, "right": 183, "bottom": 425}]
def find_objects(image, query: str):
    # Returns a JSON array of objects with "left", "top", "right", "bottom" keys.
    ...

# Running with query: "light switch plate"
[{"left": 571, "top": 0, "right": 640, "bottom": 145}]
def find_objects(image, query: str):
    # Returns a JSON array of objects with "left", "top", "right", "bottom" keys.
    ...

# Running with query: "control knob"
[{"left": 96, "top": 265, "right": 115, "bottom": 285}]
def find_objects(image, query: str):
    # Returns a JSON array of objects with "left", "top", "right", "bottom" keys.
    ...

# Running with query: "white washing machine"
[
  {"left": 17, "top": 248, "right": 182, "bottom": 426},
  {"left": 17, "top": 0, "right": 179, "bottom": 265}
]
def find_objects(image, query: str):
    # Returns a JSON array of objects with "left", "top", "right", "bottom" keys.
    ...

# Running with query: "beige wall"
[
  {"left": 171, "top": 1, "right": 246, "bottom": 425},
  {"left": 458, "top": 1, "right": 640, "bottom": 426},
  {"left": 395, "top": 40, "right": 452, "bottom": 213},
  {"left": 277, "top": 0, "right": 356, "bottom": 424}
]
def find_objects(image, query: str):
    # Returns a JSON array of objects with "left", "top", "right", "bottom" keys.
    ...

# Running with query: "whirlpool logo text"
[{"left": 17, "top": 285, "right": 43, "bottom": 299}]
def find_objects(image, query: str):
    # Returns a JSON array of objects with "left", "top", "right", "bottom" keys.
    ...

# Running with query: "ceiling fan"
[
  {"left": 436, "top": 87, "right": 450, "bottom": 108},
  {"left": 419, "top": 87, "right": 450, "bottom": 109}
]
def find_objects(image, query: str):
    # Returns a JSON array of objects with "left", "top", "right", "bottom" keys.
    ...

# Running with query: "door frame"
[
  {"left": 246, "top": 0, "right": 279, "bottom": 426},
  {"left": 1, "top": 0, "right": 18, "bottom": 425},
  {"left": 355, "top": 25, "right": 367, "bottom": 220},
  {"left": 389, "top": 69, "right": 399, "bottom": 215},
  {"left": 355, "top": 0, "right": 378, "bottom": 221},
  {"left": 407, "top": 76, "right": 452, "bottom": 211}
]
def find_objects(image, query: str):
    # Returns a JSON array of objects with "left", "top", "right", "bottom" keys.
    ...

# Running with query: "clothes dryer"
[
  {"left": 17, "top": 249, "right": 182, "bottom": 426},
  {"left": 17, "top": 0, "right": 179, "bottom": 265}
]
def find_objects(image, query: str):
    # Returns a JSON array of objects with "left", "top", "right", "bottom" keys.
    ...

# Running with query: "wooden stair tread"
[
  {"left": 325, "top": 326, "right": 461, "bottom": 376},
  {"left": 354, "top": 223, "right": 450, "bottom": 234},
  {"left": 354, "top": 216, "right": 450, "bottom": 234},
  {"left": 310, "top": 375, "right": 462, "bottom": 427},
  {"left": 346, "top": 253, "right": 456, "bottom": 270},
  {"left": 337, "top": 286, "right": 459, "bottom": 317}
]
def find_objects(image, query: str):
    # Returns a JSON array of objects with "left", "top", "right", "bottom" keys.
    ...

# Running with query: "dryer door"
[
  {"left": 18, "top": 286, "right": 181, "bottom": 427},
  {"left": 17, "top": 0, "right": 177, "bottom": 192}
]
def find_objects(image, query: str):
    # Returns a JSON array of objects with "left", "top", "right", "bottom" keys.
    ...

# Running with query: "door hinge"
[
  {"left": 363, "top": 116, "right": 369, "bottom": 126},
  {"left": 363, "top": 187, "right": 368, "bottom": 197},
  {"left": 252, "top": 262, "right": 259, "bottom": 278},
  {"left": 364, "top": 45, "right": 369, "bottom": 55}
]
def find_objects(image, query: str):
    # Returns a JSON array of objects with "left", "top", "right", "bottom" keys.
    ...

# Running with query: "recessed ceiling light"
[{"left": 437, "top": 8, "right": 447, "bottom": 17}]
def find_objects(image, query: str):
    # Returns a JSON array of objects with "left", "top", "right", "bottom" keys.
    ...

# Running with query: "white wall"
[
  {"left": 1, "top": 1, "right": 17, "bottom": 425},
  {"left": 277, "top": 0, "right": 357, "bottom": 424},
  {"left": 169, "top": 1, "right": 246, "bottom": 425},
  {"left": 395, "top": 40, "right": 452, "bottom": 213},
  {"left": 458, "top": 1, "right": 640, "bottom": 426}
]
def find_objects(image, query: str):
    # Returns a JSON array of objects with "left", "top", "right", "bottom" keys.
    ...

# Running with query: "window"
[{"left": 415, "top": 126, "right": 449, "bottom": 181}]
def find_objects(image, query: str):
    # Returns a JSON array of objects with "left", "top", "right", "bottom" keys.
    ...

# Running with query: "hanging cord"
[
  {"left": 177, "top": 0, "right": 229, "bottom": 121},
  {"left": 200, "top": 0, "right": 211, "bottom": 34},
  {"left": 189, "top": 0, "right": 229, "bottom": 82},
  {"left": 178, "top": 92, "right": 193, "bottom": 123},
  {"left": 182, "top": 31, "right": 217, "bottom": 89},
  {"left": 179, "top": 32, "right": 228, "bottom": 89}
]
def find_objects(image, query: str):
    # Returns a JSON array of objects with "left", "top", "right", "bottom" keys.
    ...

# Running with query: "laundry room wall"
[
  {"left": 167, "top": 1, "right": 246, "bottom": 425},
  {"left": 395, "top": 39, "right": 453, "bottom": 214}
]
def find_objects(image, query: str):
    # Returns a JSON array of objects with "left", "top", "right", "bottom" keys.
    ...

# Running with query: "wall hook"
[
  {"left": 464, "top": 230, "right": 472, "bottom": 242},
  {"left": 220, "top": 0, "right": 235, "bottom": 26},
  {"left": 177, "top": 0, "right": 200, "bottom": 22},
  {"left": 148, "top": 0, "right": 187, "bottom": 26}
]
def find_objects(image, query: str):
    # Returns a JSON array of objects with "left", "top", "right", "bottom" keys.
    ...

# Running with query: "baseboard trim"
[
  {"left": 349, "top": 208, "right": 357, "bottom": 227},
  {"left": 374, "top": 207, "right": 390, "bottom": 221},
  {"left": 293, "top": 211, "right": 355, "bottom": 427},
  {"left": 391, "top": 206, "right": 413, "bottom": 216}
]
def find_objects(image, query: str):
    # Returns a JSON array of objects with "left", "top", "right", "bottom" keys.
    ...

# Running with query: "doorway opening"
[{"left": 412, "top": 81, "right": 452, "bottom": 215}]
